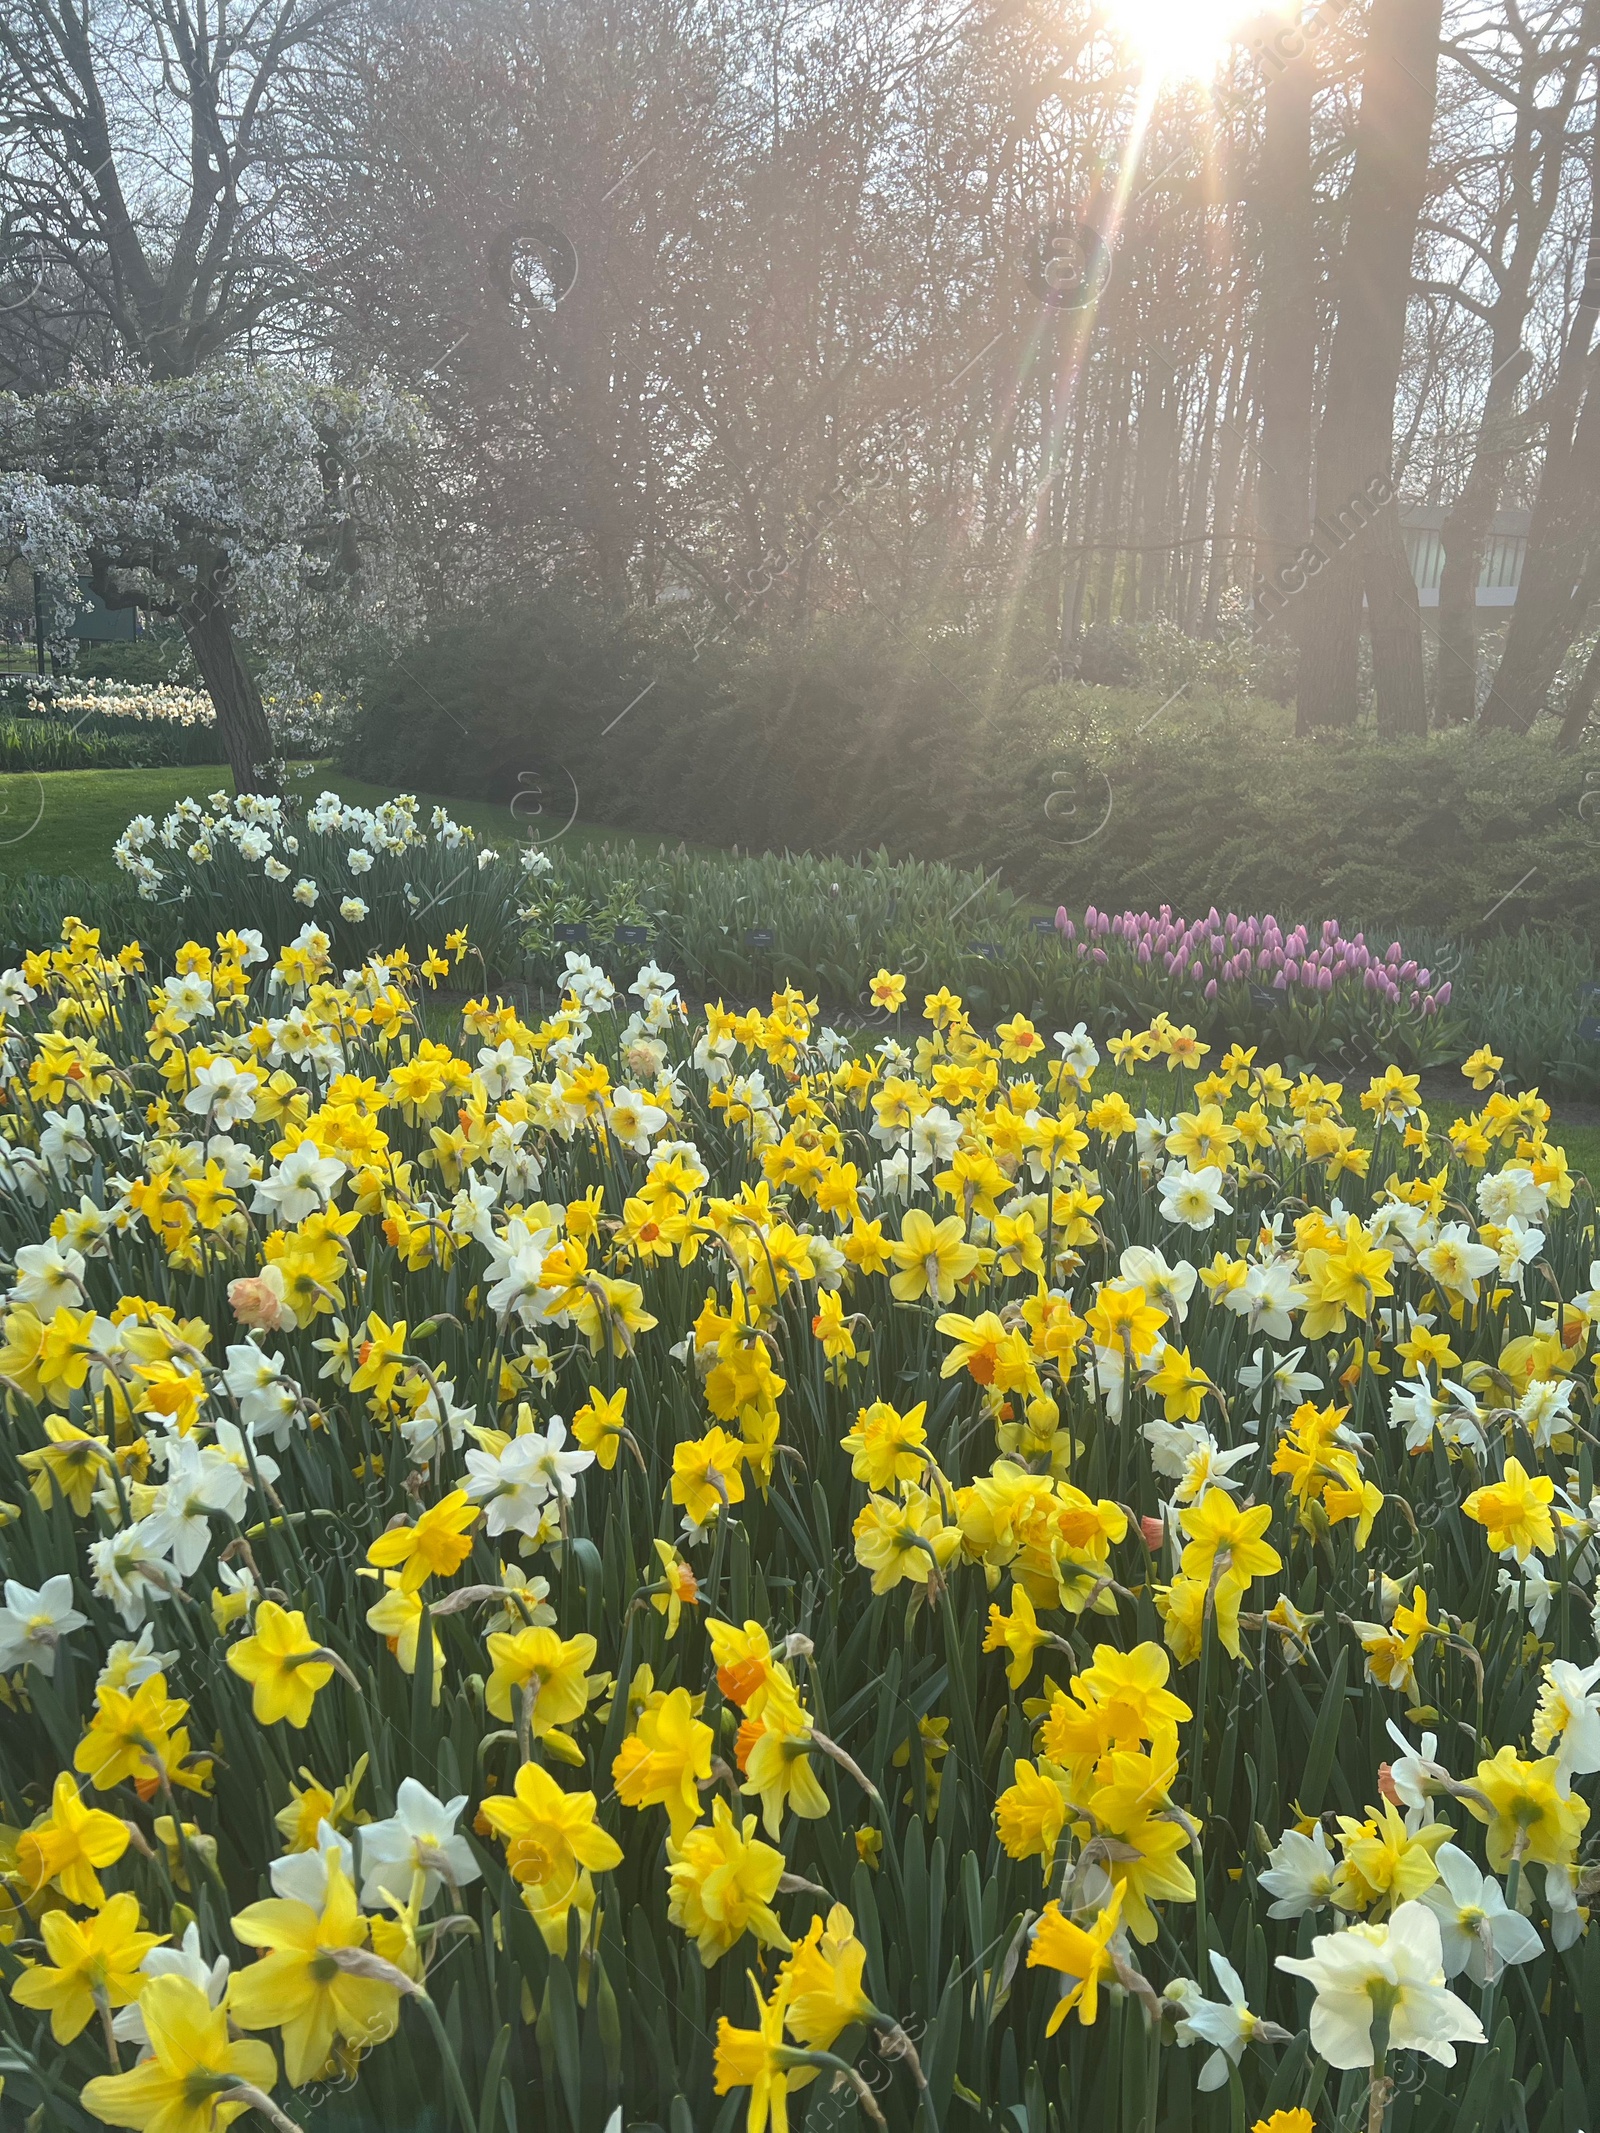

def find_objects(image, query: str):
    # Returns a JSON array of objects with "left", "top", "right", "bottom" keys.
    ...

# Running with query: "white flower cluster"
[
  {"left": 111, "top": 786, "right": 511, "bottom": 909},
  {"left": 114, "top": 789, "right": 288, "bottom": 898},
  {"left": 25, "top": 682, "right": 215, "bottom": 727}
]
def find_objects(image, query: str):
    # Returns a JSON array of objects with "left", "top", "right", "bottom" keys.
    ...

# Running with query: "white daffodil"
[
  {"left": 162, "top": 971, "right": 215, "bottom": 1024},
  {"left": 9, "top": 1238, "right": 86, "bottom": 1310},
  {"left": 358, "top": 1778, "right": 481, "bottom": 1910},
  {"left": 54, "top": 1195, "right": 114, "bottom": 1259},
  {"left": 1276, "top": 1901, "right": 1484, "bottom": 2069},
  {"left": 252, "top": 1140, "right": 345, "bottom": 1223},
  {"left": 222, "top": 1343, "right": 303, "bottom": 1446},
  {"left": 1531, "top": 1656, "right": 1600, "bottom": 1789},
  {"left": 399, "top": 1376, "right": 476, "bottom": 1465},
  {"left": 1238, "top": 1345, "right": 1323, "bottom": 1419},
  {"left": 0, "top": 1573, "right": 88, "bottom": 1676},
  {"left": 1133, "top": 1113, "right": 1170, "bottom": 1166},
  {"left": 477, "top": 1039, "right": 534, "bottom": 1099},
  {"left": 606, "top": 1090, "right": 668, "bottom": 1155},
  {"left": 1414, "top": 1223, "right": 1500, "bottom": 1309},
  {"left": 1221, "top": 1259, "right": 1309, "bottom": 1341},
  {"left": 1053, "top": 1023, "right": 1100, "bottom": 1079},
  {"left": 1476, "top": 1166, "right": 1546, "bottom": 1224},
  {"left": 1420, "top": 1844, "right": 1541, "bottom": 1986},
  {"left": 0, "top": 966, "right": 38, "bottom": 1011},
  {"left": 112, "top": 1922, "right": 231, "bottom": 2052},
  {"left": 270, "top": 1820, "right": 355, "bottom": 1910},
  {"left": 482, "top": 1218, "right": 561, "bottom": 1329},
  {"left": 1498, "top": 1563, "right": 1557, "bottom": 1638},
  {"left": 1516, "top": 1377, "right": 1575, "bottom": 1450},
  {"left": 1174, "top": 1950, "right": 1287, "bottom": 2089},
  {"left": 183, "top": 1055, "right": 260, "bottom": 1128},
  {"left": 146, "top": 1435, "right": 267, "bottom": 1576},
  {"left": 1157, "top": 1163, "right": 1232, "bottom": 1233},
  {"left": 1142, "top": 1421, "right": 1254, "bottom": 1504},
  {"left": 97, "top": 1626, "right": 179, "bottom": 1693},
  {"left": 39, "top": 1104, "right": 95, "bottom": 1176},
  {"left": 1119, "top": 1244, "right": 1197, "bottom": 1326},
  {"left": 909, "top": 1104, "right": 963, "bottom": 1166},
  {"left": 1382, "top": 1719, "right": 1452, "bottom": 1816},
  {"left": 1258, "top": 1824, "right": 1337, "bottom": 1919},
  {"left": 86, "top": 1525, "right": 174, "bottom": 1630}
]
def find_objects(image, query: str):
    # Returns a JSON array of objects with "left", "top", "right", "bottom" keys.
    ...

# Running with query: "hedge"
[{"left": 342, "top": 595, "right": 1600, "bottom": 937}]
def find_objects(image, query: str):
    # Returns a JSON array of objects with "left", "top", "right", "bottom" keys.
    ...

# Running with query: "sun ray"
[{"left": 1103, "top": 0, "right": 1261, "bottom": 84}]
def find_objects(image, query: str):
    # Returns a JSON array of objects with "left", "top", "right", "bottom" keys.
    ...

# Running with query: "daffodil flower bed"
[
  {"left": 0, "top": 686, "right": 347, "bottom": 776},
  {"left": 0, "top": 920, "right": 1596, "bottom": 2133},
  {"left": 20, "top": 687, "right": 219, "bottom": 730}
]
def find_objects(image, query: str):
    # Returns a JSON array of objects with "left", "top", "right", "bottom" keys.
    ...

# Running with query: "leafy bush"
[
  {"left": 347, "top": 601, "right": 1600, "bottom": 938},
  {"left": 68, "top": 630, "right": 198, "bottom": 684}
]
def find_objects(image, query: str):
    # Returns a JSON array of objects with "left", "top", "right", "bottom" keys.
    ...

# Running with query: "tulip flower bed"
[{"left": 0, "top": 917, "right": 1597, "bottom": 2133}]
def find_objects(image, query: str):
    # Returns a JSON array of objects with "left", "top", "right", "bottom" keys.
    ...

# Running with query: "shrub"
[{"left": 347, "top": 601, "right": 1600, "bottom": 938}]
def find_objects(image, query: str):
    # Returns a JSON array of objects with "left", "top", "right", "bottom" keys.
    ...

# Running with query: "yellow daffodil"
[
  {"left": 81, "top": 1973, "right": 279, "bottom": 2133},
  {"left": 226, "top": 1602, "right": 335, "bottom": 1728},
  {"left": 227, "top": 1862, "right": 401, "bottom": 2085},
  {"left": 10, "top": 1891, "right": 161, "bottom": 2043}
]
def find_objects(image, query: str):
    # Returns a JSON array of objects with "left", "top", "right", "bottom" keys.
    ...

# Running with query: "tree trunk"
[
  {"left": 1485, "top": 517, "right": 1600, "bottom": 734},
  {"left": 1254, "top": 29, "right": 1316, "bottom": 608},
  {"left": 1557, "top": 625, "right": 1600, "bottom": 750},
  {"left": 1295, "top": 0, "right": 1443, "bottom": 734},
  {"left": 1480, "top": 392, "right": 1600, "bottom": 730},
  {"left": 179, "top": 580, "right": 279, "bottom": 795},
  {"left": 1366, "top": 509, "right": 1429, "bottom": 735},
  {"left": 1432, "top": 350, "right": 1530, "bottom": 725},
  {"left": 1435, "top": 491, "right": 1490, "bottom": 726},
  {"left": 1482, "top": 67, "right": 1600, "bottom": 733}
]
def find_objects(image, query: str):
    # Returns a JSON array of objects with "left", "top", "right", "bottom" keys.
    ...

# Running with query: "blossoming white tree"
[{"left": 0, "top": 368, "right": 422, "bottom": 791}]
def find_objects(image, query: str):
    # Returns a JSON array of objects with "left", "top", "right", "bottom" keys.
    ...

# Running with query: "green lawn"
[{"left": 0, "top": 761, "right": 687, "bottom": 880}]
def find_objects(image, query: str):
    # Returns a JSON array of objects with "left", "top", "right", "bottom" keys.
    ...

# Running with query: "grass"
[{"left": 0, "top": 761, "right": 706, "bottom": 880}]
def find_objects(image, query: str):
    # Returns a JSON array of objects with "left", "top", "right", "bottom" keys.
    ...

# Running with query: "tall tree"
[
  {"left": 0, "top": 371, "right": 420, "bottom": 792},
  {"left": 1480, "top": 53, "right": 1600, "bottom": 733},
  {"left": 1295, "top": 0, "right": 1443, "bottom": 735},
  {"left": 1250, "top": 12, "right": 1317, "bottom": 636},
  {"left": 0, "top": 0, "right": 346, "bottom": 783},
  {"left": 1423, "top": 1, "right": 1595, "bottom": 725}
]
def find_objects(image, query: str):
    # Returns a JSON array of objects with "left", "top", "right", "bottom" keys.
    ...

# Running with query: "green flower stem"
[{"left": 415, "top": 1986, "right": 481, "bottom": 2133}]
